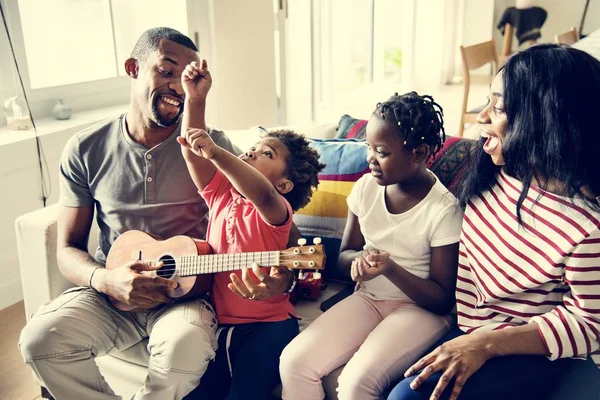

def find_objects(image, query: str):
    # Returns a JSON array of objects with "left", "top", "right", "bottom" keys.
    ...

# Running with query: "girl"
[
  {"left": 389, "top": 44, "right": 600, "bottom": 400},
  {"left": 280, "top": 92, "right": 464, "bottom": 399}
]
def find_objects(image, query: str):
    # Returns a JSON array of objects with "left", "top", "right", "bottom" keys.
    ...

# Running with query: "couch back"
[{"left": 291, "top": 135, "right": 475, "bottom": 281}]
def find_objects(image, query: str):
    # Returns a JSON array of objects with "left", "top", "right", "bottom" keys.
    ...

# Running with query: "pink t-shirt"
[{"left": 201, "top": 169, "right": 295, "bottom": 324}]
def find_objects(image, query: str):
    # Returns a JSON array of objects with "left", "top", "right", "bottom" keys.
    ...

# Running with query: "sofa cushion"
[
  {"left": 293, "top": 139, "right": 369, "bottom": 281},
  {"left": 335, "top": 114, "right": 368, "bottom": 140}
]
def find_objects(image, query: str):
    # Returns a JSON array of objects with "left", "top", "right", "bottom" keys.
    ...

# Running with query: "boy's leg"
[
  {"left": 19, "top": 287, "right": 146, "bottom": 400},
  {"left": 228, "top": 318, "right": 299, "bottom": 400},
  {"left": 141, "top": 298, "right": 218, "bottom": 400},
  {"left": 279, "top": 292, "right": 384, "bottom": 400},
  {"left": 337, "top": 302, "right": 451, "bottom": 400}
]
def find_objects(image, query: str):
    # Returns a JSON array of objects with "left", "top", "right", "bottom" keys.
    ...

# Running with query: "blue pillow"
[{"left": 293, "top": 139, "right": 369, "bottom": 281}]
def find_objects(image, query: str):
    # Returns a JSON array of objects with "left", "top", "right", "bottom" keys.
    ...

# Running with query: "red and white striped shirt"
[{"left": 456, "top": 170, "right": 600, "bottom": 367}]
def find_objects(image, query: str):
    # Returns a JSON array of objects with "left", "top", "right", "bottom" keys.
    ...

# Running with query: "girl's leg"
[
  {"left": 279, "top": 293, "right": 384, "bottom": 400},
  {"left": 387, "top": 329, "right": 596, "bottom": 400},
  {"left": 336, "top": 303, "right": 451, "bottom": 400},
  {"left": 227, "top": 318, "right": 299, "bottom": 400}
]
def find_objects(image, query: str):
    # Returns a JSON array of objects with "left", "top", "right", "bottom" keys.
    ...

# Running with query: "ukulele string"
[{"left": 146, "top": 256, "right": 319, "bottom": 274}]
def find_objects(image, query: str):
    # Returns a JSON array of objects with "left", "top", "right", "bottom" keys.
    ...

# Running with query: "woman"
[{"left": 388, "top": 44, "right": 600, "bottom": 400}]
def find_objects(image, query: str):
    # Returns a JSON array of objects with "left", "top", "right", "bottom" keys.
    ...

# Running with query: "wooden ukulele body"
[{"left": 105, "top": 231, "right": 213, "bottom": 311}]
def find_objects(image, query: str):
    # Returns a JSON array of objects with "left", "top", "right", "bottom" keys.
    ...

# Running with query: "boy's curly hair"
[{"left": 264, "top": 129, "right": 325, "bottom": 211}]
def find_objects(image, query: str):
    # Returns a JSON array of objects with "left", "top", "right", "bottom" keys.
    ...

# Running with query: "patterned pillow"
[
  {"left": 293, "top": 139, "right": 369, "bottom": 281},
  {"left": 427, "top": 136, "right": 476, "bottom": 197},
  {"left": 335, "top": 114, "right": 368, "bottom": 140}
]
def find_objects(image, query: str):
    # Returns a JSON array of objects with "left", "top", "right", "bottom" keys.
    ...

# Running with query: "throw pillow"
[
  {"left": 335, "top": 114, "right": 368, "bottom": 140},
  {"left": 293, "top": 139, "right": 369, "bottom": 281},
  {"left": 427, "top": 136, "right": 476, "bottom": 197}
]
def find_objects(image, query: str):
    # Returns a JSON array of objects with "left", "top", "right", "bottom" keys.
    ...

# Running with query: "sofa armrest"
[
  {"left": 15, "top": 204, "right": 72, "bottom": 320},
  {"left": 15, "top": 204, "right": 100, "bottom": 321}
]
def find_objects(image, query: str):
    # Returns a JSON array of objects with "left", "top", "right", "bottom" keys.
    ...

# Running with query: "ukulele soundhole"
[{"left": 156, "top": 255, "right": 176, "bottom": 279}]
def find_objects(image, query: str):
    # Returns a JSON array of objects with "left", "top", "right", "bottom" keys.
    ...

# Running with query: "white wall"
[
  {"left": 0, "top": 122, "right": 98, "bottom": 310},
  {"left": 208, "top": 0, "right": 278, "bottom": 130}
]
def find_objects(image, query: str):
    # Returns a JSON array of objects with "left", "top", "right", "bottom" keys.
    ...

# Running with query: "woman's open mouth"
[{"left": 481, "top": 131, "right": 500, "bottom": 155}]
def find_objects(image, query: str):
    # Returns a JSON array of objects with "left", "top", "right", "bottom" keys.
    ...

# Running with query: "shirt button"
[
  {"left": 228, "top": 217, "right": 234, "bottom": 223},
  {"left": 146, "top": 154, "right": 152, "bottom": 160},
  {"left": 236, "top": 199, "right": 241, "bottom": 205},
  {"left": 147, "top": 177, "right": 153, "bottom": 182}
]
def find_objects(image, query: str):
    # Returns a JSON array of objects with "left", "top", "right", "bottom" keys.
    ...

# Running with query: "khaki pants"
[{"left": 19, "top": 287, "right": 218, "bottom": 400}]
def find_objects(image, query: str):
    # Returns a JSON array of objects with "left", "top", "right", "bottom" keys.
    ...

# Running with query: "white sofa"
[{"left": 15, "top": 123, "right": 347, "bottom": 399}]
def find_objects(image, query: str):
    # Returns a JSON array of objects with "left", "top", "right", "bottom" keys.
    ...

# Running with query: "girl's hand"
[
  {"left": 404, "top": 334, "right": 492, "bottom": 400},
  {"left": 181, "top": 60, "right": 212, "bottom": 101},
  {"left": 351, "top": 248, "right": 393, "bottom": 282},
  {"left": 177, "top": 128, "right": 218, "bottom": 159}
]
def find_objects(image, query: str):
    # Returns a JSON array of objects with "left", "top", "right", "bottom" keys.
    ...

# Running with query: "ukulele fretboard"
[{"left": 177, "top": 251, "right": 281, "bottom": 276}]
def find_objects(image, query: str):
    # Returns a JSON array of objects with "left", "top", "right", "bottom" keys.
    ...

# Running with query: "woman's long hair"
[{"left": 459, "top": 44, "right": 600, "bottom": 221}]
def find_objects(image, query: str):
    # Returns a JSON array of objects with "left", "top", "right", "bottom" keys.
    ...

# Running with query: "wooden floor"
[{"left": 0, "top": 301, "right": 42, "bottom": 400}]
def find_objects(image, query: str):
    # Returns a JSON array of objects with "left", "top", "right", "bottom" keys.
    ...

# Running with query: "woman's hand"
[
  {"left": 351, "top": 248, "right": 394, "bottom": 282},
  {"left": 228, "top": 263, "right": 293, "bottom": 300},
  {"left": 404, "top": 334, "right": 492, "bottom": 400}
]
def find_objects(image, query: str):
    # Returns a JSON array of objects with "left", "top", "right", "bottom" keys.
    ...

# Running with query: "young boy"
[{"left": 178, "top": 60, "right": 324, "bottom": 400}]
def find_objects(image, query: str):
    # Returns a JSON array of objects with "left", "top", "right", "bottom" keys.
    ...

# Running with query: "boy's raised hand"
[
  {"left": 181, "top": 60, "right": 212, "bottom": 101},
  {"left": 177, "top": 128, "right": 219, "bottom": 159}
]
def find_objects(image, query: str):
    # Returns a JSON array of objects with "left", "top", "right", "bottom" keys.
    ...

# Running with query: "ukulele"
[{"left": 105, "top": 230, "right": 326, "bottom": 311}]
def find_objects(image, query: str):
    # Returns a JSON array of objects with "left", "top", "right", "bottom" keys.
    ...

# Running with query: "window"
[
  {"left": 0, "top": 0, "right": 193, "bottom": 122},
  {"left": 284, "top": 0, "right": 412, "bottom": 124},
  {"left": 17, "top": 0, "right": 188, "bottom": 89}
]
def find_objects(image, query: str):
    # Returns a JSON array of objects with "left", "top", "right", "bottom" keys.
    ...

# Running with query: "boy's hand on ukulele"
[
  {"left": 227, "top": 263, "right": 293, "bottom": 301},
  {"left": 101, "top": 260, "right": 178, "bottom": 311},
  {"left": 177, "top": 128, "right": 219, "bottom": 159},
  {"left": 181, "top": 60, "right": 212, "bottom": 102},
  {"left": 351, "top": 248, "right": 394, "bottom": 282}
]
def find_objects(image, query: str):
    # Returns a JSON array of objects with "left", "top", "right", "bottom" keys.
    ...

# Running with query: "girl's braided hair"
[{"left": 373, "top": 91, "right": 445, "bottom": 159}]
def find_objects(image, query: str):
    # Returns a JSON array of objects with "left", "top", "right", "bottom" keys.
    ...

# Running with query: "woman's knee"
[{"left": 387, "top": 377, "right": 428, "bottom": 400}]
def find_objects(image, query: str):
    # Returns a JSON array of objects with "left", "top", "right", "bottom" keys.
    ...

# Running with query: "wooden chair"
[
  {"left": 459, "top": 39, "right": 499, "bottom": 137},
  {"left": 554, "top": 27, "right": 579, "bottom": 45},
  {"left": 500, "top": 23, "right": 514, "bottom": 63}
]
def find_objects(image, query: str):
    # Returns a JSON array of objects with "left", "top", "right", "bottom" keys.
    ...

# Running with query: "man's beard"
[{"left": 151, "top": 97, "right": 183, "bottom": 127}]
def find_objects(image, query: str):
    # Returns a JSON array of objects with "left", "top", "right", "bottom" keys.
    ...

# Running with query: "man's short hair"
[{"left": 130, "top": 27, "right": 197, "bottom": 64}]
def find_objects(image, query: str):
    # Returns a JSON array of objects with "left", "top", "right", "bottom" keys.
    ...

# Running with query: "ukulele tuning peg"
[
  {"left": 297, "top": 238, "right": 307, "bottom": 246},
  {"left": 313, "top": 237, "right": 322, "bottom": 245},
  {"left": 313, "top": 272, "right": 322, "bottom": 280}
]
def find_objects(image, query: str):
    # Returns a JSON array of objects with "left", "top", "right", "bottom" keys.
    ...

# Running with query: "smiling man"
[{"left": 18, "top": 27, "right": 239, "bottom": 400}]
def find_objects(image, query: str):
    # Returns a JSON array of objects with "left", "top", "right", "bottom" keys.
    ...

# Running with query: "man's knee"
[
  {"left": 19, "top": 317, "right": 83, "bottom": 362},
  {"left": 150, "top": 321, "right": 216, "bottom": 374}
]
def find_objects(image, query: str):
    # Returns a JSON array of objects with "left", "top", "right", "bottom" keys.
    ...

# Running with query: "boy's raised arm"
[{"left": 177, "top": 60, "right": 216, "bottom": 191}]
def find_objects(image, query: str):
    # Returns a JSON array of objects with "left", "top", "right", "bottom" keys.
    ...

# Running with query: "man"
[{"left": 19, "top": 27, "right": 294, "bottom": 400}]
